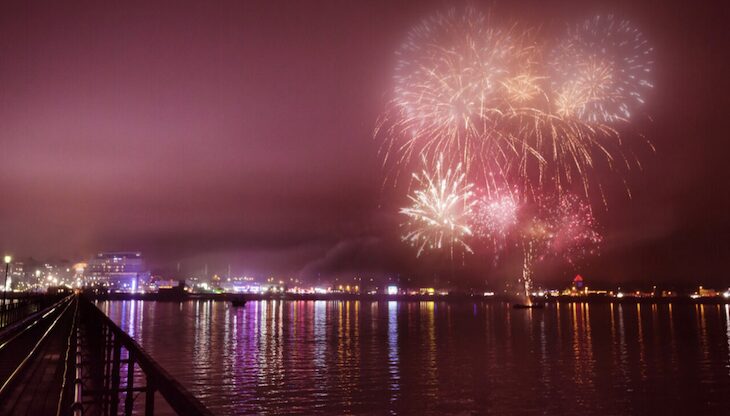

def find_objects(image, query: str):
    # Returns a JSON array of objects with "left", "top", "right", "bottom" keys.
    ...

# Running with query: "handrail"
[
  {"left": 78, "top": 296, "right": 213, "bottom": 416},
  {"left": 0, "top": 295, "right": 72, "bottom": 352},
  {"left": 0, "top": 294, "right": 61, "bottom": 330},
  {"left": 57, "top": 296, "right": 79, "bottom": 416},
  {"left": 0, "top": 295, "right": 75, "bottom": 399}
]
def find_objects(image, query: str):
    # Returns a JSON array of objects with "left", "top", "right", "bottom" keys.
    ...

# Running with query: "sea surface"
[{"left": 100, "top": 300, "right": 730, "bottom": 415}]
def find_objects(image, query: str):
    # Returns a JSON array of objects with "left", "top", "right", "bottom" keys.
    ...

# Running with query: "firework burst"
[
  {"left": 377, "top": 6, "right": 539, "bottom": 186},
  {"left": 379, "top": 8, "right": 652, "bottom": 302},
  {"left": 505, "top": 16, "right": 654, "bottom": 198},
  {"left": 549, "top": 15, "right": 654, "bottom": 124},
  {"left": 378, "top": 9, "right": 654, "bottom": 201},
  {"left": 400, "top": 155, "right": 476, "bottom": 257},
  {"left": 469, "top": 189, "right": 601, "bottom": 301},
  {"left": 530, "top": 193, "right": 602, "bottom": 263},
  {"left": 517, "top": 192, "right": 601, "bottom": 300},
  {"left": 471, "top": 187, "right": 521, "bottom": 253},
  {"left": 502, "top": 107, "right": 620, "bottom": 198}
]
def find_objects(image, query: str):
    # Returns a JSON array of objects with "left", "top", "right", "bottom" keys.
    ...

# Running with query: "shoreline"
[{"left": 85, "top": 292, "right": 730, "bottom": 305}]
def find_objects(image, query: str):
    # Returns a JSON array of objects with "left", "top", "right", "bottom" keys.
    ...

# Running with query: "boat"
[
  {"left": 513, "top": 303, "right": 544, "bottom": 309},
  {"left": 230, "top": 297, "right": 247, "bottom": 307},
  {"left": 156, "top": 283, "right": 189, "bottom": 301}
]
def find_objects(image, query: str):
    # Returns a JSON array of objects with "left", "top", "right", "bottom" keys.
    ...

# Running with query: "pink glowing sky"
[{"left": 0, "top": 0, "right": 727, "bottom": 286}]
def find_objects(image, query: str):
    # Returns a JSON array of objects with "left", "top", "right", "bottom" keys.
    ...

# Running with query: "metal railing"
[
  {"left": 0, "top": 294, "right": 60, "bottom": 330},
  {"left": 0, "top": 295, "right": 75, "bottom": 405},
  {"left": 75, "top": 296, "right": 213, "bottom": 416}
]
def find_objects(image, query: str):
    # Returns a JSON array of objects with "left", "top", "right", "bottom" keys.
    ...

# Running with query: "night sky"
[{"left": 0, "top": 0, "right": 727, "bottom": 287}]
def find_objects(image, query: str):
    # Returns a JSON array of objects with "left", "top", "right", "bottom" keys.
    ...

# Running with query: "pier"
[{"left": 0, "top": 294, "right": 212, "bottom": 416}]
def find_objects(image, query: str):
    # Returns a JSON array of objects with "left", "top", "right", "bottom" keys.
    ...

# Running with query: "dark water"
[{"left": 100, "top": 300, "right": 730, "bottom": 415}]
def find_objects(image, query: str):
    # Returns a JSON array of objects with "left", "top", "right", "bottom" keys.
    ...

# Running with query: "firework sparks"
[
  {"left": 379, "top": 8, "right": 651, "bottom": 302},
  {"left": 518, "top": 193, "right": 602, "bottom": 301},
  {"left": 501, "top": 73, "right": 546, "bottom": 105},
  {"left": 400, "top": 155, "right": 476, "bottom": 257},
  {"left": 503, "top": 107, "right": 620, "bottom": 198},
  {"left": 472, "top": 188, "right": 521, "bottom": 253},
  {"left": 549, "top": 15, "right": 654, "bottom": 124},
  {"left": 377, "top": 6, "right": 538, "bottom": 186},
  {"left": 529, "top": 193, "right": 602, "bottom": 264},
  {"left": 505, "top": 16, "right": 653, "bottom": 197},
  {"left": 378, "top": 9, "right": 654, "bottom": 201},
  {"left": 470, "top": 189, "right": 601, "bottom": 301}
]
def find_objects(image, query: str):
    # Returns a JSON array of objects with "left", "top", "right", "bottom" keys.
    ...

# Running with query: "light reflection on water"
[{"left": 101, "top": 300, "right": 730, "bottom": 415}]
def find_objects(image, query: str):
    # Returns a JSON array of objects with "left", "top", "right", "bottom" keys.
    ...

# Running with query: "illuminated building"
[
  {"left": 218, "top": 276, "right": 261, "bottom": 293},
  {"left": 419, "top": 287, "right": 435, "bottom": 296},
  {"left": 154, "top": 279, "right": 179, "bottom": 289},
  {"left": 85, "top": 252, "right": 150, "bottom": 292},
  {"left": 572, "top": 275, "right": 584, "bottom": 290},
  {"left": 697, "top": 286, "right": 718, "bottom": 297},
  {"left": 8, "top": 261, "right": 25, "bottom": 290}
]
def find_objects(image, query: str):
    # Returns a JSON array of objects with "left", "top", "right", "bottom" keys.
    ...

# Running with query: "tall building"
[
  {"left": 85, "top": 252, "right": 150, "bottom": 292},
  {"left": 8, "top": 261, "right": 25, "bottom": 290}
]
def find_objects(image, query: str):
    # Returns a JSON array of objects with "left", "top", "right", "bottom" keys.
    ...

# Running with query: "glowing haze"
[{"left": 0, "top": 0, "right": 726, "bottom": 288}]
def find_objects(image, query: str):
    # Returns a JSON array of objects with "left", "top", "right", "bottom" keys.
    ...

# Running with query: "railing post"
[
  {"left": 124, "top": 353, "right": 135, "bottom": 416},
  {"left": 104, "top": 326, "right": 113, "bottom": 413},
  {"left": 73, "top": 320, "right": 84, "bottom": 416},
  {"left": 74, "top": 296, "right": 214, "bottom": 416},
  {"left": 145, "top": 377, "right": 155, "bottom": 416},
  {"left": 110, "top": 336, "right": 122, "bottom": 415}
]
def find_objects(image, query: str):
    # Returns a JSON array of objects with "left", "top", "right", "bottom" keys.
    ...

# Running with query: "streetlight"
[{"left": 2, "top": 255, "right": 11, "bottom": 309}]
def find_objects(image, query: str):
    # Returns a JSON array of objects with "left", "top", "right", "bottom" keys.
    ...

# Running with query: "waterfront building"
[
  {"left": 84, "top": 252, "right": 150, "bottom": 292},
  {"left": 419, "top": 287, "right": 435, "bottom": 296},
  {"left": 697, "top": 286, "right": 718, "bottom": 297}
]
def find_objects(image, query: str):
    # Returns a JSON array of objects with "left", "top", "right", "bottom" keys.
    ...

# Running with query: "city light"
[
  {"left": 4, "top": 255, "right": 11, "bottom": 264},
  {"left": 0, "top": 252, "right": 727, "bottom": 302}
]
